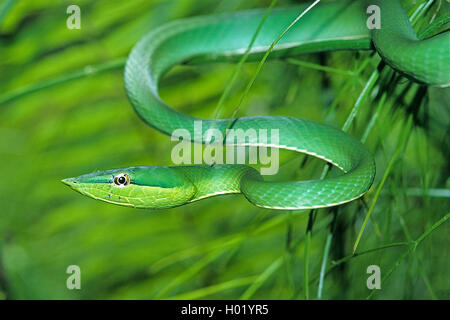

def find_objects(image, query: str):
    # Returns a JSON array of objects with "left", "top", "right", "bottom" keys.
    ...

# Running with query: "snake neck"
[{"left": 173, "top": 165, "right": 262, "bottom": 202}]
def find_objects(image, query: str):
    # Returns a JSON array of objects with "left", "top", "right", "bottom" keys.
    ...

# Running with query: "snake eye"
[{"left": 113, "top": 173, "right": 130, "bottom": 187}]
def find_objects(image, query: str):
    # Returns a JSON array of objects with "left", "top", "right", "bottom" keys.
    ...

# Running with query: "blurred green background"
[{"left": 0, "top": 0, "right": 448, "bottom": 299}]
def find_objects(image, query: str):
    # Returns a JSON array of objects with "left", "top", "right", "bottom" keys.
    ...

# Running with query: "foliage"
[{"left": 0, "top": 0, "right": 448, "bottom": 299}]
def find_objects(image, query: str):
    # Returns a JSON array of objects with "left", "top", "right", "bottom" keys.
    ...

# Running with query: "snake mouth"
[
  {"left": 61, "top": 178, "right": 110, "bottom": 203},
  {"left": 61, "top": 177, "right": 84, "bottom": 195},
  {"left": 61, "top": 177, "right": 77, "bottom": 185}
]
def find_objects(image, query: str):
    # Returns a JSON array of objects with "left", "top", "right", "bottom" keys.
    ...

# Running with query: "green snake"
[{"left": 63, "top": 0, "right": 450, "bottom": 210}]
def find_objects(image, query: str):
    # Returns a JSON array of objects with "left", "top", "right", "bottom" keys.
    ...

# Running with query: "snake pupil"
[{"left": 114, "top": 174, "right": 129, "bottom": 186}]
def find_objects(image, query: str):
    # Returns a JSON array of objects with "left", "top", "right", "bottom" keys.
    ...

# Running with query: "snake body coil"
[{"left": 63, "top": 0, "right": 450, "bottom": 210}]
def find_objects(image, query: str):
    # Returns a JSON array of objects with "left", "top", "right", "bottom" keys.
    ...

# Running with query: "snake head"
[{"left": 62, "top": 166, "right": 195, "bottom": 209}]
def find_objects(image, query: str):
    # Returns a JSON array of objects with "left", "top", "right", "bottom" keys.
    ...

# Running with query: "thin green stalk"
[
  {"left": 353, "top": 118, "right": 413, "bottom": 253},
  {"left": 0, "top": 0, "right": 15, "bottom": 26},
  {"left": 366, "top": 212, "right": 449, "bottom": 299},
  {"left": 415, "top": 212, "right": 449, "bottom": 244},
  {"left": 222, "top": 0, "right": 321, "bottom": 134},
  {"left": 285, "top": 58, "right": 355, "bottom": 77},
  {"left": 317, "top": 231, "right": 332, "bottom": 299},
  {"left": 240, "top": 257, "right": 283, "bottom": 299},
  {"left": 361, "top": 93, "right": 387, "bottom": 143},
  {"left": 304, "top": 241, "right": 411, "bottom": 297},
  {"left": 304, "top": 223, "right": 312, "bottom": 299},
  {"left": 155, "top": 249, "right": 225, "bottom": 299},
  {"left": 321, "top": 61, "right": 381, "bottom": 182},
  {"left": 0, "top": 58, "right": 126, "bottom": 106},
  {"left": 383, "top": 188, "right": 450, "bottom": 198},
  {"left": 171, "top": 276, "right": 257, "bottom": 300},
  {"left": 396, "top": 207, "right": 437, "bottom": 299},
  {"left": 324, "top": 57, "right": 373, "bottom": 120},
  {"left": 409, "top": 0, "right": 435, "bottom": 24},
  {"left": 342, "top": 70, "right": 379, "bottom": 131},
  {"left": 211, "top": 0, "right": 278, "bottom": 122},
  {"left": 366, "top": 249, "right": 411, "bottom": 299},
  {"left": 352, "top": 147, "right": 400, "bottom": 253},
  {"left": 331, "top": 242, "right": 410, "bottom": 271},
  {"left": 418, "top": 11, "right": 450, "bottom": 39}
]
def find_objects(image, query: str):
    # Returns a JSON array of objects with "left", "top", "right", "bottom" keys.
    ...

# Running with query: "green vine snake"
[{"left": 63, "top": 0, "right": 450, "bottom": 210}]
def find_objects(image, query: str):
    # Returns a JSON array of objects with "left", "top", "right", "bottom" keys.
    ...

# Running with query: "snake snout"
[{"left": 62, "top": 177, "right": 77, "bottom": 186}]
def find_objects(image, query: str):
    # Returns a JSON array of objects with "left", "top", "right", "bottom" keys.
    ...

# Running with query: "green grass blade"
[
  {"left": 240, "top": 257, "right": 283, "bottom": 300},
  {"left": 0, "top": 58, "right": 126, "bottom": 106},
  {"left": 171, "top": 276, "right": 257, "bottom": 300}
]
